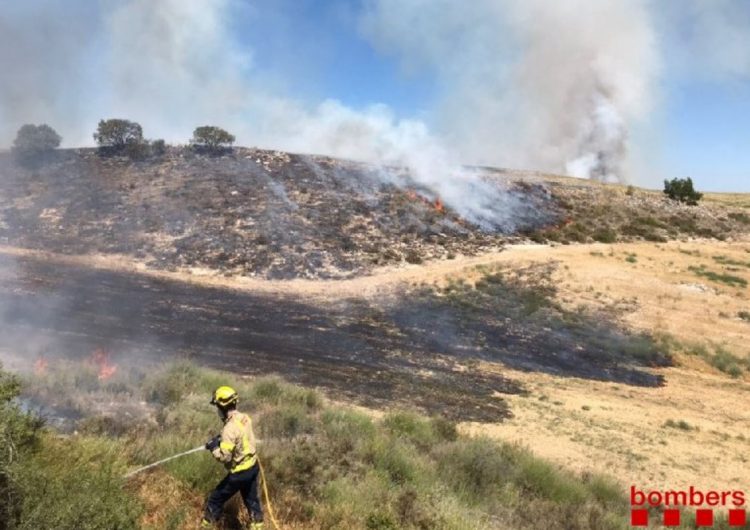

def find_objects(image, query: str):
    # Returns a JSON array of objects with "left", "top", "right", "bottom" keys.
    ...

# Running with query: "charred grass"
[
  {"left": 398, "top": 263, "right": 672, "bottom": 386},
  {"left": 1, "top": 253, "right": 673, "bottom": 427},
  {"left": 0, "top": 149, "right": 555, "bottom": 280}
]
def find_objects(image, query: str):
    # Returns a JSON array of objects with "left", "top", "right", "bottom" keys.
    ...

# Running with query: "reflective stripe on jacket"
[{"left": 211, "top": 410, "right": 257, "bottom": 473}]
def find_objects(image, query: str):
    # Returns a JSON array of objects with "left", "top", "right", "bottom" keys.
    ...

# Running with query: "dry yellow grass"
[{"left": 453, "top": 240, "right": 750, "bottom": 494}]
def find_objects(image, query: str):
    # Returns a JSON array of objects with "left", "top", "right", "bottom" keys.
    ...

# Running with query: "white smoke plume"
[
  {"left": 0, "top": 0, "right": 747, "bottom": 189},
  {"left": 360, "top": 0, "right": 659, "bottom": 182}
]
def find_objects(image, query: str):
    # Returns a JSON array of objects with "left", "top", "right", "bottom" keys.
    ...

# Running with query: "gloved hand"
[{"left": 205, "top": 435, "right": 221, "bottom": 451}]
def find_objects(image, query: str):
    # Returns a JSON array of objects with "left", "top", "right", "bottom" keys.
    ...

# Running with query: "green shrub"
[
  {"left": 712, "top": 255, "right": 750, "bottom": 268},
  {"left": 688, "top": 265, "right": 747, "bottom": 287},
  {"left": 150, "top": 139, "right": 167, "bottom": 156},
  {"left": 141, "top": 361, "right": 224, "bottom": 405},
  {"left": 663, "top": 177, "right": 703, "bottom": 205},
  {"left": 405, "top": 250, "right": 423, "bottom": 264},
  {"left": 664, "top": 419, "right": 694, "bottom": 431},
  {"left": 142, "top": 362, "right": 200, "bottom": 405},
  {"left": 1, "top": 361, "right": 141, "bottom": 529},
  {"left": 437, "top": 438, "right": 514, "bottom": 500},
  {"left": 12, "top": 123, "right": 61, "bottom": 165},
  {"left": 13, "top": 437, "right": 141, "bottom": 529},
  {"left": 592, "top": 228, "right": 617, "bottom": 243},
  {"left": 515, "top": 453, "right": 588, "bottom": 504},
  {"left": 367, "top": 437, "right": 424, "bottom": 486},
  {"left": 709, "top": 347, "right": 747, "bottom": 378},
  {"left": 191, "top": 126, "right": 235, "bottom": 154},
  {"left": 257, "top": 403, "right": 315, "bottom": 439},
  {"left": 94, "top": 119, "right": 145, "bottom": 157},
  {"left": 321, "top": 409, "right": 376, "bottom": 455},
  {"left": 383, "top": 411, "right": 439, "bottom": 450},
  {"left": 0, "top": 366, "right": 44, "bottom": 526},
  {"left": 250, "top": 376, "right": 321, "bottom": 410}
]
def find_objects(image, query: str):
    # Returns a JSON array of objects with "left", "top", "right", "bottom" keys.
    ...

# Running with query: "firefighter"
[{"left": 201, "top": 386, "right": 264, "bottom": 529}]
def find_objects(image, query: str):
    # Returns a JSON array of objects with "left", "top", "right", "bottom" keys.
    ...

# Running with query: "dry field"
[
  {"left": 454, "top": 240, "right": 750, "bottom": 494},
  {"left": 3, "top": 237, "right": 748, "bottom": 496}
]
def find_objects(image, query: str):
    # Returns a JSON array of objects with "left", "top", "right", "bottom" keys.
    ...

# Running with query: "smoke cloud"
[
  {"left": 658, "top": 0, "right": 750, "bottom": 81},
  {"left": 360, "top": 0, "right": 659, "bottom": 182},
  {"left": 0, "top": 0, "right": 747, "bottom": 189}
]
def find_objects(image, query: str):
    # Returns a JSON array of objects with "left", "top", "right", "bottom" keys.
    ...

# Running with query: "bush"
[
  {"left": 12, "top": 124, "right": 62, "bottom": 164},
  {"left": 123, "top": 139, "right": 150, "bottom": 160},
  {"left": 709, "top": 347, "right": 747, "bottom": 378},
  {"left": 592, "top": 228, "right": 617, "bottom": 243},
  {"left": 93, "top": 119, "right": 144, "bottom": 156},
  {"left": 151, "top": 138, "right": 167, "bottom": 156},
  {"left": 191, "top": 126, "right": 235, "bottom": 154},
  {"left": 663, "top": 177, "right": 703, "bottom": 205},
  {"left": 141, "top": 361, "right": 220, "bottom": 405},
  {"left": 13, "top": 437, "right": 141, "bottom": 529}
]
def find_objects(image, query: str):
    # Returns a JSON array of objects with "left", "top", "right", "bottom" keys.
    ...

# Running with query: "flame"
[
  {"left": 434, "top": 197, "right": 444, "bottom": 212},
  {"left": 90, "top": 348, "right": 118, "bottom": 380},
  {"left": 34, "top": 357, "right": 48, "bottom": 375}
]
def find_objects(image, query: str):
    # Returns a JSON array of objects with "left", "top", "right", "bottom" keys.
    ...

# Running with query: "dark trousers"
[{"left": 204, "top": 463, "right": 263, "bottom": 523}]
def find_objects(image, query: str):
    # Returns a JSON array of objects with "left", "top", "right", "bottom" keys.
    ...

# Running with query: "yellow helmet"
[{"left": 211, "top": 386, "right": 238, "bottom": 407}]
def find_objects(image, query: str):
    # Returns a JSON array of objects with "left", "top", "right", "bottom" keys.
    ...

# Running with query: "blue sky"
[
  {"left": 238, "top": 0, "right": 435, "bottom": 114},
  {"left": 660, "top": 80, "right": 750, "bottom": 191},
  {"left": 234, "top": 0, "right": 749, "bottom": 192}
]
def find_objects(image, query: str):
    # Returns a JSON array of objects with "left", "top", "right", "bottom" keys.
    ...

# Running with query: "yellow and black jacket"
[{"left": 211, "top": 410, "right": 257, "bottom": 473}]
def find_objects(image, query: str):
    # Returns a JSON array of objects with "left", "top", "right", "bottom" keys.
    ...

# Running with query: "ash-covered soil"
[
  {"left": 0, "top": 252, "right": 669, "bottom": 422},
  {"left": 0, "top": 148, "right": 554, "bottom": 279}
]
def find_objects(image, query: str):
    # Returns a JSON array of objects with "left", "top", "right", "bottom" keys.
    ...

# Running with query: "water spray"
[{"left": 123, "top": 445, "right": 205, "bottom": 478}]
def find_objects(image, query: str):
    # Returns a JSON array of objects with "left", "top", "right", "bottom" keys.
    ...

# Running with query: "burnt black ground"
[
  {"left": 0, "top": 252, "right": 668, "bottom": 422},
  {"left": 0, "top": 149, "right": 556, "bottom": 279}
]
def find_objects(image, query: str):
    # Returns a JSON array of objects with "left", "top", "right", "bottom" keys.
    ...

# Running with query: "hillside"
[
  {"left": 0, "top": 148, "right": 550, "bottom": 279},
  {"left": 1, "top": 147, "right": 749, "bottom": 529},
  {"left": 1, "top": 148, "right": 747, "bottom": 279}
]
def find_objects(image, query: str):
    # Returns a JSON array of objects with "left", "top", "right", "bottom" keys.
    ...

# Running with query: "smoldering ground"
[
  {"left": 0, "top": 148, "right": 558, "bottom": 279},
  {"left": 0, "top": 248, "right": 671, "bottom": 425}
]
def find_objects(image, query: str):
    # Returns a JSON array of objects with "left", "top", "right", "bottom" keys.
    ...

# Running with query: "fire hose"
[
  {"left": 124, "top": 444, "right": 281, "bottom": 529},
  {"left": 123, "top": 446, "right": 205, "bottom": 478}
]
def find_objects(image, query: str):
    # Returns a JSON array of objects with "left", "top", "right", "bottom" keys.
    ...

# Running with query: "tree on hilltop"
[
  {"left": 93, "top": 119, "right": 144, "bottom": 155},
  {"left": 663, "top": 177, "right": 703, "bottom": 205},
  {"left": 191, "top": 126, "right": 235, "bottom": 154},
  {"left": 12, "top": 124, "right": 62, "bottom": 166}
]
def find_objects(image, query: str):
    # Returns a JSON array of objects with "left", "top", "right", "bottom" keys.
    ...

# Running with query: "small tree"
[
  {"left": 191, "top": 126, "right": 235, "bottom": 153},
  {"left": 663, "top": 177, "right": 703, "bottom": 205},
  {"left": 93, "top": 119, "right": 144, "bottom": 155},
  {"left": 12, "top": 124, "right": 62, "bottom": 165},
  {"left": 150, "top": 139, "right": 167, "bottom": 156}
]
